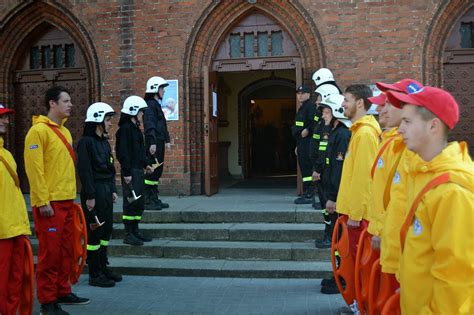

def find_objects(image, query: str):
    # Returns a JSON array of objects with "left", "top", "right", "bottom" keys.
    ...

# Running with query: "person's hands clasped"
[{"left": 149, "top": 144, "right": 156, "bottom": 155}]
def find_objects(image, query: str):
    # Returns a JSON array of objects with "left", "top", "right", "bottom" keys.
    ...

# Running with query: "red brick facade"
[{"left": 0, "top": 0, "right": 472, "bottom": 195}]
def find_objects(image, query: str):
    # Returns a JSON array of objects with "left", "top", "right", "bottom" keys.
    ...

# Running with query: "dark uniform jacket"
[
  {"left": 322, "top": 122, "right": 351, "bottom": 202},
  {"left": 310, "top": 119, "right": 332, "bottom": 174},
  {"left": 144, "top": 98, "right": 170, "bottom": 147},
  {"left": 115, "top": 118, "right": 146, "bottom": 177},
  {"left": 291, "top": 99, "right": 316, "bottom": 139},
  {"left": 77, "top": 132, "right": 117, "bottom": 200}
]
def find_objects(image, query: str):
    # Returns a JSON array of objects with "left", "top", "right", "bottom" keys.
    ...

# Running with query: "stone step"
[
  {"left": 111, "top": 223, "right": 325, "bottom": 242},
  {"left": 28, "top": 208, "right": 324, "bottom": 224},
  {"left": 105, "top": 257, "right": 333, "bottom": 278},
  {"left": 30, "top": 239, "right": 330, "bottom": 261},
  {"left": 30, "top": 223, "right": 325, "bottom": 242}
]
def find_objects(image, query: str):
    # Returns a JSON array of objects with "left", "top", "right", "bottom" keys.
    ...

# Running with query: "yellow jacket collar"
[
  {"left": 350, "top": 115, "right": 381, "bottom": 134},
  {"left": 32, "top": 115, "right": 67, "bottom": 127},
  {"left": 0, "top": 136, "right": 4, "bottom": 149}
]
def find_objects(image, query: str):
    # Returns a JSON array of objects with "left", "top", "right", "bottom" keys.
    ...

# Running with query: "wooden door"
[
  {"left": 443, "top": 49, "right": 474, "bottom": 154},
  {"left": 203, "top": 66, "right": 219, "bottom": 196},
  {"left": 295, "top": 63, "right": 303, "bottom": 196},
  {"left": 12, "top": 26, "right": 88, "bottom": 192}
]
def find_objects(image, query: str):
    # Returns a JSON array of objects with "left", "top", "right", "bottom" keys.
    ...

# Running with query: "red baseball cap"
[
  {"left": 376, "top": 79, "right": 423, "bottom": 93},
  {"left": 0, "top": 104, "right": 14, "bottom": 116},
  {"left": 368, "top": 92, "right": 386, "bottom": 106},
  {"left": 386, "top": 86, "right": 459, "bottom": 130}
]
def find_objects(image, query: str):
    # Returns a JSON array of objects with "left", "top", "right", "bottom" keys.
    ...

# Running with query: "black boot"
[
  {"left": 154, "top": 187, "right": 169, "bottom": 209},
  {"left": 123, "top": 222, "right": 144, "bottom": 246},
  {"left": 294, "top": 188, "right": 314, "bottom": 204},
  {"left": 145, "top": 185, "right": 162, "bottom": 210},
  {"left": 99, "top": 246, "right": 123, "bottom": 282},
  {"left": 133, "top": 221, "right": 152, "bottom": 242},
  {"left": 88, "top": 250, "right": 115, "bottom": 288},
  {"left": 315, "top": 234, "right": 332, "bottom": 249}
]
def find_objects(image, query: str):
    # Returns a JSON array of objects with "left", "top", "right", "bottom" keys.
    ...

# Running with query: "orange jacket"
[
  {"left": 336, "top": 115, "right": 381, "bottom": 221},
  {"left": 399, "top": 142, "right": 474, "bottom": 315}
]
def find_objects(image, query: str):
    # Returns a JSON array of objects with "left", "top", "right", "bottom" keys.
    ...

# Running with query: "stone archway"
[
  {"left": 0, "top": 1, "right": 100, "bottom": 190},
  {"left": 422, "top": 0, "right": 474, "bottom": 85},
  {"left": 422, "top": 1, "right": 474, "bottom": 152},
  {"left": 183, "top": 0, "right": 325, "bottom": 194}
]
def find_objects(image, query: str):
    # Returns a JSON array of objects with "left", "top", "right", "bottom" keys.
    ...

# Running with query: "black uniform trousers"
[
  {"left": 80, "top": 181, "right": 114, "bottom": 249},
  {"left": 144, "top": 140, "right": 165, "bottom": 185},
  {"left": 122, "top": 168, "right": 145, "bottom": 222},
  {"left": 296, "top": 136, "right": 313, "bottom": 192}
]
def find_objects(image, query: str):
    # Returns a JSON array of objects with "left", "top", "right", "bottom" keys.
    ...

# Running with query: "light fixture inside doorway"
[{"left": 250, "top": 99, "right": 255, "bottom": 104}]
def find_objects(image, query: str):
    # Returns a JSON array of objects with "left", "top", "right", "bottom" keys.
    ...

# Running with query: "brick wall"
[{"left": 0, "top": 0, "right": 470, "bottom": 195}]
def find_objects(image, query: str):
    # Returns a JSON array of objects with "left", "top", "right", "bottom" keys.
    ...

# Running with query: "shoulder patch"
[
  {"left": 29, "top": 144, "right": 39, "bottom": 149},
  {"left": 377, "top": 158, "right": 384, "bottom": 169},
  {"left": 336, "top": 152, "right": 344, "bottom": 161},
  {"left": 413, "top": 218, "right": 422, "bottom": 236},
  {"left": 393, "top": 171, "right": 400, "bottom": 184}
]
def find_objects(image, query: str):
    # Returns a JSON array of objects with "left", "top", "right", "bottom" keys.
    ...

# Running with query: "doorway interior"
[{"left": 216, "top": 70, "right": 297, "bottom": 189}]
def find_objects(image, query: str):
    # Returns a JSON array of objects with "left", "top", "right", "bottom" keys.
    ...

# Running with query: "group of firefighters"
[
  {"left": 293, "top": 68, "right": 473, "bottom": 314},
  {"left": 0, "top": 76, "right": 171, "bottom": 315},
  {"left": 0, "top": 66, "right": 472, "bottom": 315}
]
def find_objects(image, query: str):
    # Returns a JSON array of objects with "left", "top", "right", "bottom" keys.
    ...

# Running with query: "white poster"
[
  {"left": 162, "top": 79, "right": 179, "bottom": 121},
  {"left": 368, "top": 84, "right": 381, "bottom": 115},
  {"left": 212, "top": 91, "right": 218, "bottom": 117}
]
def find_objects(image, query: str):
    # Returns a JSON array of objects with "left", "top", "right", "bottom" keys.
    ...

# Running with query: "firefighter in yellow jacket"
[
  {"left": 24, "top": 86, "right": 89, "bottom": 314},
  {"left": 0, "top": 104, "right": 32, "bottom": 315},
  {"left": 387, "top": 86, "right": 474, "bottom": 315}
]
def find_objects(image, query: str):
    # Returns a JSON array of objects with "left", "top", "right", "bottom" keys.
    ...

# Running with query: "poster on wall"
[{"left": 162, "top": 79, "right": 179, "bottom": 121}]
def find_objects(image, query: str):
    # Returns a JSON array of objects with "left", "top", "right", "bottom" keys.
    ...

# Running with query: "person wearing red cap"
[
  {"left": 0, "top": 105, "right": 32, "bottom": 315},
  {"left": 386, "top": 86, "right": 473, "bottom": 315}
]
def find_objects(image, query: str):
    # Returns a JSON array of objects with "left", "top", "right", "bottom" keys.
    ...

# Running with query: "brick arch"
[
  {"left": 183, "top": 0, "right": 325, "bottom": 194},
  {"left": 0, "top": 1, "right": 100, "bottom": 103},
  {"left": 422, "top": 0, "right": 474, "bottom": 85}
]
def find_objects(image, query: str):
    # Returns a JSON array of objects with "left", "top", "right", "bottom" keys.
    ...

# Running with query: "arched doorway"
[
  {"left": 0, "top": 2, "right": 100, "bottom": 191},
  {"left": 13, "top": 25, "right": 89, "bottom": 191},
  {"left": 423, "top": 1, "right": 474, "bottom": 153},
  {"left": 443, "top": 7, "right": 474, "bottom": 153},
  {"left": 184, "top": 1, "right": 325, "bottom": 195}
]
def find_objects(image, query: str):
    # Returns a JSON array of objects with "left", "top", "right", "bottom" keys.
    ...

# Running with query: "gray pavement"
[{"left": 34, "top": 276, "right": 346, "bottom": 315}]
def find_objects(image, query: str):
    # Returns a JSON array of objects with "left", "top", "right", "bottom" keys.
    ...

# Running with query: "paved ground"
[{"left": 34, "top": 276, "right": 346, "bottom": 315}]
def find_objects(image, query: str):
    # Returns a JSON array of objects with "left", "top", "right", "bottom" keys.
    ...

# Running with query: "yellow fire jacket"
[
  {"left": 367, "top": 128, "right": 405, "bottom": 236},
  {"left": 0, "top": 137, "right": 30, "bottom": 239},
  {"left": 24, "top": 115, "right": 76, "bottom": 207},
  {"left": 379, "top": 149, "right": 414, "bottom": 274},
  {"left": 336, "top": 115, "right": 381, "bottom": 221},
  {"left": 399, "top": 142, "right": 474, "bottom": 315}
]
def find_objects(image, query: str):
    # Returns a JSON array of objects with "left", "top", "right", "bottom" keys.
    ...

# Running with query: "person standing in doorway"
[
  {"left": 77, "top": 102, "right": 122, "bottom": 287},
  {"left": 293, "top": 85, "right": 316, "bottom": 204},
  {"left": 143, "top": 76, "right": 171, "bottom": 210},
  {"left": 0, "top": 104, "right": 32, "bottom": 315},
  {"left": 24, "top": 86, "right": 89, "bottom": 315}
]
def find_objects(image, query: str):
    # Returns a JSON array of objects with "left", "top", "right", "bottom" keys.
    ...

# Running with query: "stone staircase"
[{"left": 28, "top": 188, "right": 333, "bottom": 278}]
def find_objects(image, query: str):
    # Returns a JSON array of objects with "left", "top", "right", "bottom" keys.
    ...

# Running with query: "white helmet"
[
  {"left": 315, "top": 84, "right": 340, "bottom": 101},
  {"left": 85, "top": 102, "right": 115, "bottom": 123},
  {"left": 145, "top": 76, "right": 169, "bottom": 93},
  {"left": 312, "top": 68, "right": 335, "bottom": 87},
  {"left": 121, "top": 95, "right": 148, "bottom": 116},
  {"left": 319, "top": 94, "right": 346, "bottom": 120}
]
